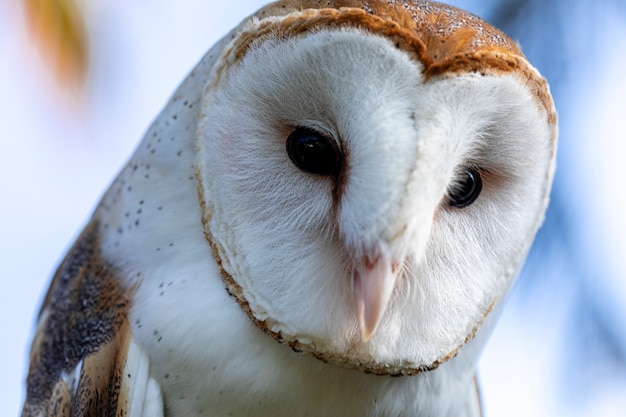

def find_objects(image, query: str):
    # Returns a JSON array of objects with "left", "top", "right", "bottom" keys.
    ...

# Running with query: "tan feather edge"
[
  {"left": 474, "top": 374, "right": 485, "bottom": 417},
  {"left": 22, "top": 222, "right": 133, "bottom": 417}
]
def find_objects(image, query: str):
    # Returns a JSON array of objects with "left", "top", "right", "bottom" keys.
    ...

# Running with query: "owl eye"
[
  {"left": 448, "top": 168, "right": 482, "bottom": 208},
  {"left": 286, "top": 127, "right": 341, "bottom": 176}
]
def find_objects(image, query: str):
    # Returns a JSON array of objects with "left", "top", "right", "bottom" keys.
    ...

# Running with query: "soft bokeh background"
[{"left": 1, "top": 0, "right": 625, "bottom": 415}]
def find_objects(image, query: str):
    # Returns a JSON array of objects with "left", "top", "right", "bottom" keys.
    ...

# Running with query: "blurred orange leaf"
[{"left": 25, "top": 0, "right": 89, "bottom": 90}]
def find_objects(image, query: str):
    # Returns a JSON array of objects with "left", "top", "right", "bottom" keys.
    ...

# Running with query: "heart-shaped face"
[{"left": 195, "top": 2, "right": 556, "bottom": 376}]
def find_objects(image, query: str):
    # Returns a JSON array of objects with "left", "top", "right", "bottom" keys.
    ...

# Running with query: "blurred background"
[{"left": 1, "top": 0, "right": 625, "bottom": 415}]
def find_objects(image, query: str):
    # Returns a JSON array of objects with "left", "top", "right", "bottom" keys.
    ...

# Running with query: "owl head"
[{"left": 195, "top": 0, "right": 557, "bottom": 375}]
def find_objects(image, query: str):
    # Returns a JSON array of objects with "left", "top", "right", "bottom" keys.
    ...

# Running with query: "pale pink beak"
[{"left": 353, "top": 256, "right": 399, "bottom": 341}]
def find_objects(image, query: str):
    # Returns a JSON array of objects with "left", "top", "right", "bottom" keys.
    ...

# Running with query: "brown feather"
[
  {"left": 22, "top": 222, "right": 131, "bottom": 417},
  {"left": 245, "top": 0, "right": 556, "bottom": 124}
]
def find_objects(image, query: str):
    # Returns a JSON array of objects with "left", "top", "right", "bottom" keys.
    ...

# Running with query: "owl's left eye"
[
  {"left": 286, "top": 127, "right": 341, "bottom": 176},
  {"left": 448, "top": 168, "right": 483, "bottom": 208}
]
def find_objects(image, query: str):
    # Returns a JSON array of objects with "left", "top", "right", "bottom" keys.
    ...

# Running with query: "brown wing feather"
[{"left": 22, "top": 221, "right": 132, "bottom": 417}]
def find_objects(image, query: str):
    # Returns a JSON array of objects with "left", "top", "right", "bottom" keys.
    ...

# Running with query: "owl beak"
[{"left": 353, "top": 256, "right": 398, "bottom": 342}]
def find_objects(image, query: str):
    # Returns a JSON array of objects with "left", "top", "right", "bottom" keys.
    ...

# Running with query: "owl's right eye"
[{"left": 286, "top": 127, "right": 341, "bottom": 176}]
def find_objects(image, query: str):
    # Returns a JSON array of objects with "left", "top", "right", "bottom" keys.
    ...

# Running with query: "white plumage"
[{"left": 22, "top": 1, "right": 557, "bottom": 416}]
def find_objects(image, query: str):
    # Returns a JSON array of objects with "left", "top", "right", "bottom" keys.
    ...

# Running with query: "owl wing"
[{"left": 21, "top": 221, "right": 163, "bottom": 417}]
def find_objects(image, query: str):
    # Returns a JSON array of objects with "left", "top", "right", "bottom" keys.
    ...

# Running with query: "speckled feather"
[{"left": 22, "top": 223, "right": 132, "bottom": 416}]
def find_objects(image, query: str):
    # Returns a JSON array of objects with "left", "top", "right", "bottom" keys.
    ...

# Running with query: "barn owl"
[{"left": 22, "top": 1, "right": 557, "bottom": 416}]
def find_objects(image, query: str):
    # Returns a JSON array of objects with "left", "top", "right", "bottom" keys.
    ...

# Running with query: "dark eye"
[
  {"left": 286, "top": 127, "right": 341, "bottom": 176},
  {"left": 448, "top": 168, "right": 482, "bottom": 208}
]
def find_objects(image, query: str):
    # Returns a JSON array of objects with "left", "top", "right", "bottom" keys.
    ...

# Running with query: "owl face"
[{"left": 196, "top": 5, "right": 556, "bottom": 375}]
